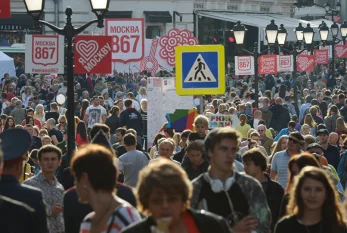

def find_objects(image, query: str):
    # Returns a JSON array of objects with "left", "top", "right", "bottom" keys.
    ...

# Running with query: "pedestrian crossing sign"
[{"left": 175, "top": 45, "right": 225, "bottom": 95}]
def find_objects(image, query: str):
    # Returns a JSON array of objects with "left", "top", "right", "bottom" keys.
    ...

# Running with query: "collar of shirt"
[{"left": 37, "top": 173, "right": 57, "bottom": 185}]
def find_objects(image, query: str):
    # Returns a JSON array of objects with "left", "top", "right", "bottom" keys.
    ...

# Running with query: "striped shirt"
[
  {"left": 271, "top": 150, "right": 290, "bottom": 188},
  {"left": 80, "top": 204, "right": 141, "bottom": 233}
]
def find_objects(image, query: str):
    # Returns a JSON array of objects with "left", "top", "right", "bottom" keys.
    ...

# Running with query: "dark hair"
[
  {"left": 26, "top": 108, "right": 34, "bottom": 114},
  {"left": 30, "top": 149, "right": 39, "bottom": 161},
  {"left": 186, "top": 140, "right": 204, "bottom": 153},
  {"left": 243, "top": 148, "right": 267, "bottom": 172},
  {"left": 124, "top": 99, "right": 132, "bottom": 107},
  {"left": 181, "top": 130, "right": 192, "bottom": 138},
  {"left": 71, "top": 144, "right": 117, "bottom": 192},
  {"left": 204, "top": 127, "right": 241, "bottom": 152},
  {"left": 38, "top": 145, "right": 62, "bottom": 161},
  {"left": 25, "top": 116, "right": 34, "bottom": 125},
  {"left": 123, "top": 133, "right": 136, "bottom": 146},
  {"left": 288, "top": 121, "right": 296, "bottom": 128},
  {"left": 115, "top": 127, "right": 126, "bottom": 136},
  {"left": 153, "top": 134, "right": 165, "bottom": 146},
  {"left": 76, "top": 121, "right": 88, "bottom": 141},
  {"left": 109, "top": 106, "right": 120, "bottom": 116},
  {"left": 90, "top": 123, "right": 110, "bottom": 139},
  {"left": 3, "top": 116, "right": 15, "bottom": 130},
  {"left": 80, "top": 99, "right": 90, "bottom": 120}
]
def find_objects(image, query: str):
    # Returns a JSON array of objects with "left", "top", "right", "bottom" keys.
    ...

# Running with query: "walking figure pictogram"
[{"left": 189, "top": 58, "right": 211, "bottom": 81}]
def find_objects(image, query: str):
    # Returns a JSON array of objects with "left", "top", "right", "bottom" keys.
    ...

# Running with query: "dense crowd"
[{"left": 1, "top": 60, "right": 347, "bottom": 233}]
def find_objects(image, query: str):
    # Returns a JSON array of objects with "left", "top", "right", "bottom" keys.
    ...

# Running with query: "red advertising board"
[
  {"left": 0, "top": 0, "right": 10, "bottom": 18},
  {"left": 74, "top": 36, "right": 112, "bottom": 74},
  {"left": 314, "top": 49, "right": 328, "bottom": 64},
  {"left": 258, "top": 55, "right": 277, "bottom": 74},
  {"left": 297, "top": 55, "right": 315, "bottom": 72},
  {"left": 335, "top": 44, "right": 347, "bottom": 58}
]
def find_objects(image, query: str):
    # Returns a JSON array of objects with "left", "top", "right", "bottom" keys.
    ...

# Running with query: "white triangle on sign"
[{"left": 184, "top": 54, "right": 217, "bottom": 83}]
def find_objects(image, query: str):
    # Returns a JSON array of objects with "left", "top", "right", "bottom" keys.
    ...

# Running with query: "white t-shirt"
[
  {"left": 85, "top": 105, "right": 107, "bottom": 128},
  {"left": 131, "top": 99, "right": 141, "bottom": 112}
]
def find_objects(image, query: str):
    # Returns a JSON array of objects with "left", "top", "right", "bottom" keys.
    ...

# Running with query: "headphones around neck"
[{"left": 204, "top": 173, "right": 235, "bottom": 193}]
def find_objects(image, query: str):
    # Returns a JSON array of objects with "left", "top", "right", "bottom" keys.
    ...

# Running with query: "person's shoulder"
[
  {"left": 0, "top": 195, "right": 35, "bottom": 213},
  {"left": 23, "top": 175, "right": 40, "bottom": 186},
  {"left": 192, "top": 173, "right": 205, "bottom": 186},
  {"left": 275, "top": 215, "right": 296, "bottom": 228},
  {"left": 235, "top": 171, "right": 260, "bottom": 186}
]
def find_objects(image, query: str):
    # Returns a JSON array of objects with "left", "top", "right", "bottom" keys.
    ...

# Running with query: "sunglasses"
[
  {"left": 59, "top": 122, "right": 66, "bottom": 124},
  {"left": 289, "top": 137, "right": 299, "bottom": 144},
  {"left": 258, "top": 130, "right": 264, "bottom": 132}
]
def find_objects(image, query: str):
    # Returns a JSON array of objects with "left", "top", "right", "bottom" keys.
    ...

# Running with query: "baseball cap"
[
  {"left": 306, "top": 143, "right": 324, "bottom": 151},
  {"left": 316, "top": 129, "right": 329, "bottom": 136},
  {"left": 0, "top": 128, "right": 32, "bottom": 163}
]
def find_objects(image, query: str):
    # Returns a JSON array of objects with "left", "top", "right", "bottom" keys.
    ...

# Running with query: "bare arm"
[
  {"left": 270, "top": 170, "right": 278, "bottom": 180},
  {"left": 50, "top": 135, "right": 59, "bottom": 145}
]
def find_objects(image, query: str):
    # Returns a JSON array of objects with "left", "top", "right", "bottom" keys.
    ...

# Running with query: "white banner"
[
  {"left": 277, "top": 55, "right": 293, "bottom": 72},
  {"left": 235, "top": 56, "right": 254, "bottom": 75},
  {"left": 319, "top": 45, "right": 332, "bottom": 59},
  {"left": 105, "top": 18, "right": 145, "bottom": 63},
  {"left": 25, "top": 35, "right": 64, "bottom": 74}
]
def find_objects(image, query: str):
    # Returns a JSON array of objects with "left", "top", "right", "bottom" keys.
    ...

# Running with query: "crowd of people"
[{"left": 0, "top": 60, "right": 347, "bottom": 233}]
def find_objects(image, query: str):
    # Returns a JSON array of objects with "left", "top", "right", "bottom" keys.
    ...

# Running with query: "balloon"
[{"left": 56, "top": 94, "right": 66, "bottom": 105}]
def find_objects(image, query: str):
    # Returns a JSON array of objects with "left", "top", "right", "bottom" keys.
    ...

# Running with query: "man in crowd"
[
  {"left": 10, "top": 99, "right": 26, "bottom": 124},
  {"left": 271, "top": 132, "right": 304, "bottom": 188},
  {"left": 46, "top": 118, "right": 64, "bottom": 146},
  {"left": 117, "top": 133, "right": 149, "bottom": 187},
  {"left": 3, "top": 97, "right": 18, "bottom": 115},
  {"left": 0, "top": 128, "right": 48, "bottom": 233},
  {"left": 243, "top": 148, "right": 284, "bottom": 231},
  {"left": 259, "top": 97, "right": 272, "bottom": 128},
  {"left": 24, "top": 145, "right": 65, "bottom": 233},
  {"left": 24, "top": 124, "right": 42, "bottom": 150},
  {"left": 274, "top": 121, "right": 297, "bottom": 141},
  {"left": 119, "top": 99, "right": 143, "bottom": 146},
  {"left": 270, "top": 97, "right": 290, "bottom": 133},
  {"left": 22, "top": 108, "right": 42, "bottom": 129},
  {"left": 84, "top": 96, "right": 107, "bottom": 134},
  {"left": 191, "top": 127, "right": 271, "bottom": 233},
  {"left": 317, "top": 129, "right": 340, "bottom": 169}
]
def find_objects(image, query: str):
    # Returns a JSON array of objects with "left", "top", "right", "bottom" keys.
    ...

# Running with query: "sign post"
[
  {"left": 175, "top": 45, "right": 225, "bottom": 96},
  {"left": 25, "top": 35, "right": 64, "bottom": 74},
  {"left": 105, "top": 18, "right": 145, "bottom": 63},
  {"left": 74, "top": 36, "right": 112, "bottom": 74}
]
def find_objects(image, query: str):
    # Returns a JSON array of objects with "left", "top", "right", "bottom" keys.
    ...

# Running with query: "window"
[{"left": 146, "top": 26, "right": 162, "bottom": 39}]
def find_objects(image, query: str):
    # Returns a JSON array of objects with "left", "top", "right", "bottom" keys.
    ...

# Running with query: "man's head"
[
  {"left": 193, "top": 115, "right": 209, "bottom": 138},
  {"left": 123, "top": 133, "right": 137, "bottom": 150},
  {"left": 242, "top": 148, "right": 267, "bottom": 177},
  {"left": 115, "top": 127, "right": 126, "bottom": 143},
  {"left": 317, "top": 128, "right": 329, "bottom": 144},
  {"left": 26, "top": 108, "right": 34, "bottom": 117},
  {"left": 186, "top": 141, "right": 204, "bottom": 167},
  {"left": 257, "top": 124, "right": 267, "bottom": 137},
  {"left": 24, "top": 124, "right": 34, "bottom": 136},
  {"left": 306, "top": 143, "right": 324, "bottom": 156},
  {"left": 288, "top": 132, "right": 305, "bottom": 153},
  {"left": 38, "top": 145, "right": 62, "bottom": 175},
  {"left": 262, "top": 97, "right": 270, "bottom": 107},
  {"left": 90, "top": 124, "right": 110, "bottom": 140},
  {"left": 124, "top": 99, "right": 133, "bottom": 108},
  {"left": 250, "top": 131, "right": 260, "bottom": 142},
  {"left": 254, "top": 110, "right": 262, "bottom": 120},
  {"left": 288, "top": 121, "right": 297, "bottom": 132},
  {"left": 329, "top": 132, "right": 339, "bottom": 145},
  {"left": 158, "top": 139, "right": 175, "bottom": 159},
  {"left": 46, "top": 118, "right": 56, "bottom": 130},
  {"left": 204, "top": 128, "right": 241, "bottom": 174},
  {"left": 92, "top": 96, "right": 100, "bottom": 106},
  {"left": 127, "top": 92, "right": 135, "bottom": 100},
  {"left": 16, "top": 100, "right": 22, "bottom": 108}
]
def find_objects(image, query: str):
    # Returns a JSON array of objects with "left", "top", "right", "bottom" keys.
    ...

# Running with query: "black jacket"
[
  {"left": 105, "top": 115, "right": 120, "bottom": 134},
  {"left": 181, "top": 157, "right": 209, "bottom": 180},
  {"left": 119, "top": 108, "right": 143, "bottom": 136},
  {"left": 263, "top": 174, "right": 284, "bottom": 231},
  {"left": 121, "top": 208, "right": 231, "bottom": 233},
  {"left": 0, "top": 174, "right": 48, "bottom": 233},
  {"left": 0, "top": 195, "right": 41, "bottom": 233},
  {"left": 270, "top": 104, "right": 290, "bottom": 132}
]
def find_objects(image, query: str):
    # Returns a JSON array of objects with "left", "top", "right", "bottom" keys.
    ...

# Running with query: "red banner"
[
  {"left": 258, "top": 55, "right": 277, "bottom": 74},
  {"left": 335, "top": 44, "right": 347, "bottom": 58},
  {"left": 0, "top": 0, "right": 10, "bottom": 18},
  {"left": 314, "top": 49, "right": 328, "bottom": 64},
  {"left": 297, "top": 55, "right": 315, "bottom": 72},
  {"left": 74, "top": 36, "right": 112, "bottom": 74}
]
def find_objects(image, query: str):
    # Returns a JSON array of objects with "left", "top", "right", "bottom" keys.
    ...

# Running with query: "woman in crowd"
[
  {"left": 56, "top": 115, "right": 67, "bottom": 134},
  {"left": 71, "top": 144, "right": 141, "bottom": 233},
  {"left": 149, "top": 134, "right": 166, "bottom": 158},
  {"left": 22, "top": 87, "right": 32, "bottom": 107},
  {"left": 105, "top": 106, "right": 120, "bottom": 137},
  {"left": 25, "top": 116, "right": 35, "bottom": 126},
  {"left": 275, "top": 166, "right": 347, "bottom": 233},
  {"left": 75, "top": 121, "right": 89, "bottom": 147},
  {"left": 301, "top": 124, "right": 311, "bottom": 136},
  {"left": 3, "top": 116, "right": 15, "bottom": 131},
  {"left": 80, "top": 99, "right": 90, "bottom": 121},
  {"left": 102, "top": 90, "right": 114, "bottom": 109},
  {"left": 137, "top": 87, "right": 147, "bottom": 102},
  {"left": 269, "top": 135, "right": 288, "bottom": 163},
  {"left": 303, "top": 114, "right": 317, "bottom": 136},
  {"left": 34, "top": 104, "right": 45, "bottom": 124},
  {"left": 325, "top": 105, "right": 341, "bottom": 133},
  {"left": 121, "top": 159, "right": 231, "bottom": 233},
  {"left": 336, "top": 117, "right": 347, "bottom": 136}
]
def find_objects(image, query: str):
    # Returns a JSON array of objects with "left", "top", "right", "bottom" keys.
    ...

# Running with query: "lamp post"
[
  {"left": 231, "top": 20, "right": 278, "bottom": 108},
  {"left": 24, "top": 0, "right": 110, "bottom": 159}
]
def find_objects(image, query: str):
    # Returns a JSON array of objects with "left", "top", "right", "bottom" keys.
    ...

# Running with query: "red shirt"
[{"left": 22, "top": 118, "right": 42, "bottom": 129}]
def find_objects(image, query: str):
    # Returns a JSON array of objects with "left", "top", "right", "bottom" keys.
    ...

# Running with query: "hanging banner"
[
  {"left": 204, "top": 114, "right": 240, "bottom": 128},
  {"left": 25, "top": 35, "right": 64, "bottom": 74},
  {"left": 314, "top": 49, "right": 328, "bottom": 64},
  {"left": 335, "top": 44, "right": 347, "bottom": 58},
  {"left": 319, "top": 45, "right": 332, "bottom": 58},
  {"left": 277, "top": 55, "right": 293, "bottom": 72},
  {"left": 235, "top": 56, "right": 255, "bottom": 75},
  {"left": 297, "top": 55, "right": 315, "bottom": 72},
  {"left": 258, "top": 55, "right": 277, "bottom": 74},
  {"left": 0, "top": 0, "right": 10, "bottom": 18},
  {"left": 105, "top": 18, "right": 145, "bottom": 63},
  {"left": 74, "top": 36, "right": 112, "bottom": 74}
]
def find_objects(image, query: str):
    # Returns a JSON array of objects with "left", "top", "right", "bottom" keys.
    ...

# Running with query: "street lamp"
[
  {"left": 303, "top": 24, "right": 314, "bottom": 45},
  {"left": 295, "top": 23, "right": 304, "bottom": 42},
  {"left": 324, "top": 1, "right": 340, "bottom": 22},
  {"left": 341, "top": 21, "right": 347, "bottom": 44},
  {"left": 24, "top": 0, "right": 110, "bottom": 159},
  {"left": 265, "top": 20, "right": 279, "bottom": 45},
  {"left": 277, "top": 24, "right": 287, "bottom": 46},
  {"left": 231, "top": 21, "right": 247, "bottom": 45},
  {"left": 319, "top": 22, "right": 329, "bottom": 42}
]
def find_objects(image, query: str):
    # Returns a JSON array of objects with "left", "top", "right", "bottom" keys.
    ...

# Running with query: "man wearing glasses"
[
  {"left": 257, "top": 124, "right": 273, "bottom": 155},
  {"left": 270, "top": 132, "right": 304, "bottom": 188}
]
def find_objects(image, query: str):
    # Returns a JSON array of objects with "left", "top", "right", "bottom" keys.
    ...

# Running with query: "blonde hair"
[
  {"left": 172, "top": 133, "right": 181, "bottom": 148},
  {"left": 139, "top": 87, "right": 147, "bottom": 96},
  {"left": 193, "top": 115, "right": 209, "bottom": 127},
  {"left": 336, "top": 117, "right": 347, "bottom": 131},
  {"left": 304, "top": 113, "right": 316, "bottom": 128}
]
